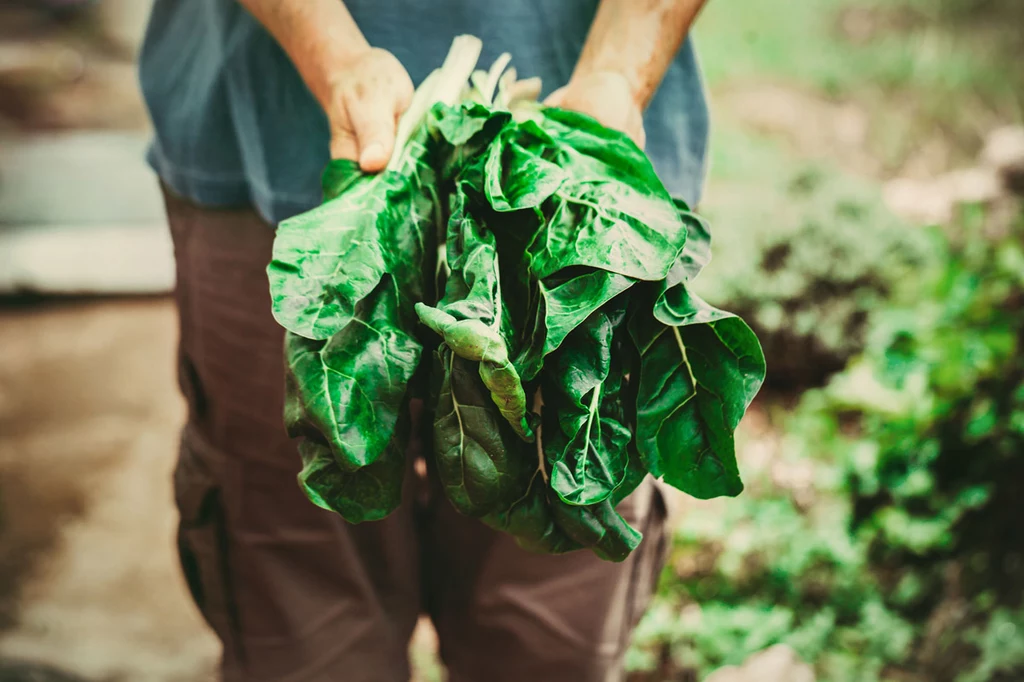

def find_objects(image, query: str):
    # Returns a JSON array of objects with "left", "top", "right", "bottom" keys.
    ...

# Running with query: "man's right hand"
[
  {"left": 236, "top": 1, "right": 413, "bottom": 173},
  {"left": 322, "top": 48, "right": 413, "bottom": 172}
]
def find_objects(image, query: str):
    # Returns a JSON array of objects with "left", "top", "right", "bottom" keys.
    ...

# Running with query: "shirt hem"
[{"left": 147, "top": 146, "right": 321, "bottom": 225}]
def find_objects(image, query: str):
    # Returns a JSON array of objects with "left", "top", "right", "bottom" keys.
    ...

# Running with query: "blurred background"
[{"left": 0, "top": 0, "right": 1021, "bottom": 681}]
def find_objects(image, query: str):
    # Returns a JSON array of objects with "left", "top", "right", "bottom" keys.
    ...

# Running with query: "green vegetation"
[
  {"left": 692, "top": 137, "right": 935, "bottom": 386},
  {"left": 630, "top": 208, "right": 1024, "bottom": 681},
  {"left": 689, "top": 0, "right": 1021, "bottom": 388},
  {"left": 623, "top": 1, "right": 1024, "bottom": 679}
]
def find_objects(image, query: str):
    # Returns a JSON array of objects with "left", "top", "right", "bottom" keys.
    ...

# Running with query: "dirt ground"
[{"left": 0, "top": 298, "right": 219, "bottom": 682}]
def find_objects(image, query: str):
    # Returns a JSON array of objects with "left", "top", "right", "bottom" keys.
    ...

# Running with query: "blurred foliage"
[
  {"left": 694, "top": 136, "right": 936, "bottom": 386},
  {"left": 628, "top": 206, "right": 1024, "bottom": 681},
  {"left": 692, "top": 0, "right": 1024, "bottom": 388},
  {"left": 698, "top": 0, "right": 1023, "bottom": 170}
]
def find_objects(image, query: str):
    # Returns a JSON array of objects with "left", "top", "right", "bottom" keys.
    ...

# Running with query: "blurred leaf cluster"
[
  {"left": 695, "top": 156, "right": 936, "bottom": 387},
  {"left": 629, "top": 206, "right": 1024, "bottom": 682}
]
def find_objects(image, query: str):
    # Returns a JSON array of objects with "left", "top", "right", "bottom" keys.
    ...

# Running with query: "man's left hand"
[{"left": 544, "top": 70, "right": 645, "bottom": 149}]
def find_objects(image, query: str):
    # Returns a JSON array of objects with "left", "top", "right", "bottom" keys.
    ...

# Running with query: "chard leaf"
[
  {"left": 520, "top": 112, "right": 687, "bottom": 282},
  {"left": 269, "top": 118, "right": 441, "bottom": 341},
  {"left": 416, "top": 190, "right": 532, "bottom": 440},
  {"left": 630, "top": 283, "right": 765, "bottom": 499},
  {"left": 284, "top": 276, "right": 422, "bottom": 468},
  {"left": 269, "top": 172, "right": 390, "bottom": 340},
  {"left": 296, "top": 437, "right": 406, "bottom": 523},
  {"left": 514, "top": 268, "right": 635, "bottom": 382},
  {"left": 432, "top": 348, "right": 534, "bottom": 516},
  {"left": 674, "top": 198, "right": 712, "bottom": 282},
  {"left": 321, "top": 158, "right": 364, "bottom": 200},
  {"left": 481, "top": 462, "right": 642, "bottom": 563},
  {"left": 477, "top": 110, "right": 688, "bottom": 283},
  {"left": 431, "top": 101, "right": 506, "bottom": 147},
  {"left": 531, "top": 179, "right": 684, "bottom": 281},
  {"left": 548, "top": 494, "right": 643, "bottom": 562},
  {"left": 484, "top": 129, "right": 566, "bottom": 211},
  {"left": 481, "top": 469, "right": 577, "bottom": 556},
  {"left": 544, "top": 305, "right": 632, "bottom": 506},
  {"left": 611, "top": 443, "right": 649, "bottom": 507}
]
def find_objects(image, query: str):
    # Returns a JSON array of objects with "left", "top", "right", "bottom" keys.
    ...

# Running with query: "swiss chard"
[{"left": 269, "top": 35, "right": 766, "bottom": 559}]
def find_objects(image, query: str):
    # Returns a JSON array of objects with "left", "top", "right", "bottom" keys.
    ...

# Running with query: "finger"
[
  {"left": 348, "top": 79, "right": 413, "bottom": 173},
  {"left": 632, "top": 125, "right": 646, "bottom": 149},
  {"left": 508, "top": 77, "right": 543, "bottom": 104},
  {"left": 543, "top": 85, "right": 567, "bottom": 107},
  {"left": 330, "top": 127, "right": 359, "bottom": 162}
]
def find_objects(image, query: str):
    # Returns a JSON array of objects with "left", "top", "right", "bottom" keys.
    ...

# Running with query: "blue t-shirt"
[{"left": 139, "top": 0, "right": 710, "bottom": 225}]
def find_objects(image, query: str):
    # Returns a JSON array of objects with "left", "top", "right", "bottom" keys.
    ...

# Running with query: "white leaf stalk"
[
  {"left": 387, "top": 35, "right": 483, "bottom": 172},
  {"left": 385, "top": 36, "right": 546, "bottom": 172}
]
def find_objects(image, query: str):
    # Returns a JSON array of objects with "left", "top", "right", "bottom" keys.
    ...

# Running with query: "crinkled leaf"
[
  {"left": 611, "top": 443, "right": 648, "bottom": 507},
  {"left": 548, "top": 494, "right": 642, "bottom": 562},
  {"left": 269, "top": 175, "right": 389, "bottom": 340},
  {"left": 484, "top": 129, "right": 566, "bottom": 211},
  {"left": 284, "top": 277, "right": 421, "bottom": 468},
  {"left": 674, "top": 198, "right": 712, "bottom": 282},
  {"left": 513, "top": 268, "right": 635, "bottom": 382},
  {"left": 430, "top": 101, "right": 510, "bottom": 148},
  {"left": 269, "top": 131, "right": 438, "bottom": 341},
  {"left": 519, "top": 113, "right": 687, "bottom": 282},
  {"left": 432, "top": 348, "right": 535, "bottom": 516},
  {"left": 481, "top": 469, "right": 577, "bottom": 556},
  {"left": 296, "top": 437, "right": 405, "bottom": 523},
  {"left": 416, "top": 190, "right": 532, "bottom": 439},
  {"left": 630, "top": 284, "right": 765, "bottom": 499},
  {"left": 544, "top": 305, "right": 632, "bottom": 506},
  {"left": 321, "top": 158, "right": 364, "bottom": 201},
  {"left": 540, "top": 108, "right": 665, "bottom": 190},
  {"left": 481, "top": 454, "right": 642, "bottom": 563}
]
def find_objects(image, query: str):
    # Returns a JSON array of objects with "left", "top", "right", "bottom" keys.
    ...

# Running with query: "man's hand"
[
  {"left": 545, "top": 71, "right": 645, "bottom": 148},
  {"left": 236, "top": 0, "right": 412, "bottom": 172},
  {"left": 321, "top": 48, "right": 413, "bottom": 171},
  {"left": 551, "top": 0, "right": 709, "bottom": 147}
]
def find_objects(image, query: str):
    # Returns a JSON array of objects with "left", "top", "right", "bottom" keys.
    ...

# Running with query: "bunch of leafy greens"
[{"left": 268, "top": 36, "right": 765, "bottom": 561}]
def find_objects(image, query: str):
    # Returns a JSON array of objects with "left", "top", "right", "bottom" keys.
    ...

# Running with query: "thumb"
[
  {"left": 543, "top": 85, "right": 567, "bottom": 108},
  {"left": 348, "top": 98, "right": 401, "bottom": 173}
]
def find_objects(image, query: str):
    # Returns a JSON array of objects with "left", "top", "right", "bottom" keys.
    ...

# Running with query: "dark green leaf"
[
  {"left": 416, "top": 189, "right": 532, "bottom": 440},
  {"left": 432, "top": 347, "right": 536, "bottom": 516},
  {"left": 513, "top": 269, "right": 635, "bottom": 382},
  {"left": 544, "top": 305, "right": 632, "bottom": 506},
  {"left": 631, "top": 284, "right": 765, "bottom": 499},
  {"left": 321, "top": 158, "right": 364, "bottom": 201},
  {"left": 480, "top": 453, "right": 642, "bottom": 563},
  {"left": 484, "top": 130, "right": 566, "bottom": 211},
  {"left": 284, "top": 277, "right": 421, "bottom": 468},
  {"left": 674, "top": 198, "right": 712, "bottom": 282},
  {"left": 269, "top": 128, "right": 439, "bottom": 341},
  {"left": 518, "top": 111, "right": 688, "bottom": 282},
  {"left": 296, "top": 436, "right": 406, "bottom": 523}
]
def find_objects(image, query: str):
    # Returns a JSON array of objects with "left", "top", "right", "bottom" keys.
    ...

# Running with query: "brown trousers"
[{"left": 163, "top": 188, "right": 668, "bottom": 682}]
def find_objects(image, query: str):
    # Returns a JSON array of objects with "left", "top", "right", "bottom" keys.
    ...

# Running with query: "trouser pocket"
[
  {"left": 624, "top": 479, "right": 671, "bottom": 639},
  {"left": 174, "top": 428, "right": 243, "bottom": 665}
]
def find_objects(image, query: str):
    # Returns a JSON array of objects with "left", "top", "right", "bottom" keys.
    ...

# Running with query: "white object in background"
[
  {"left": 704, "top": 644, "right": 815, "bottom": 682},
  {"left": 0, "top": 224, "right": 174, "bottom": 295},
  {"left": 0, "top": 131, "right": 172, "bottom": 295}
]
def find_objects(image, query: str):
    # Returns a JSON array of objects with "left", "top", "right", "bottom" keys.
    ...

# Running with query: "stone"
[
  {"left": 704, "top": 645, "right": 815, "bottom": 682},
  {"left": 982, "top": 125, "right": 1024, "bottom": 194}
]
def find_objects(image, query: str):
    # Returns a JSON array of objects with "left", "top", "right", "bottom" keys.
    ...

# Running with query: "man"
[{"left": 139, "top": 1, "right": 710, "bottom": 680}]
